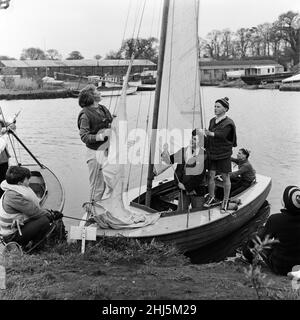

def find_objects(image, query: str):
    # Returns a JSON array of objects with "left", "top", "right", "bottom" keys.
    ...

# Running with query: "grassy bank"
[{"left": 0, "top": 238, "right": 297, "bottom": 300}]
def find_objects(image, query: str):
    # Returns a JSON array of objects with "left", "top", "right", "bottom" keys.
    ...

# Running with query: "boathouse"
[
  {"left": 0, "top": 59, "right": 156, "bottom": 79},
  {"left": 199, "top": 59, "right": 284, "bottom": 84}
]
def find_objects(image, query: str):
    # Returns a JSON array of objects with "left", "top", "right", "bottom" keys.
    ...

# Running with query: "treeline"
[
  {"left": 1, "top": 11, "right": 298, "bottom": 68},
  {"left": 199, "top": 11, "right": 300, "bottom": 68},
  {"left": 0, "top": 50, "right": 96, "bottom": 61}
]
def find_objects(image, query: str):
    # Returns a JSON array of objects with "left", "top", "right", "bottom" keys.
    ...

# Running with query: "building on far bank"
[
  {"left": 0, "top": 59, "right": 156, "bottom": 79},
  {"left": 199, "top": 59, "right": 285, "bottom": 84}
]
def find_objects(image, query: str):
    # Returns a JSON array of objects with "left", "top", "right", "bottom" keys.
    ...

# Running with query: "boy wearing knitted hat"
[
  {"left": 242, "top": 185, "right": 300, "bottom": 276},
  {"left": 203, "top": 97, "right": 237, "bottom": 212}
]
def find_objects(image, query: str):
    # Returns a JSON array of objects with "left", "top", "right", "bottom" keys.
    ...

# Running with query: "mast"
[{"left": 145, "top": 0, "right": 170, "bottom": 207}]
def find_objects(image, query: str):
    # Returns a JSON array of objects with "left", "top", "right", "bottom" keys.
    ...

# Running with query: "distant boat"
[
  {"left": 128, "top": 80, "right": 156, "bottom": 91},
  {"left": 279, "top": 73, "right": 300, "bottom": 91},
  {"left": 70, "top": 85, "right": 137, "bottom": 97},
  {"left": 241, "top": 71, "right": 293, "bottom": 85},
  {"left": 128, "top": 70, "right": 156, "bottom": 91}
]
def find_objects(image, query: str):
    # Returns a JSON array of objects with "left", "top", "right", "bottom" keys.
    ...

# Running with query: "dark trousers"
[
  {"left": 230, "top": 177, "right": 251, "bottom": 197},
  {"left": 0, "top": 162, "right": 8, "bottom": 197},
  {"left": 178, "top": 191, "right": 205, "bottom": 212},
  {"left": 4, "top": 215, "right": 51, "bottom": 247}
]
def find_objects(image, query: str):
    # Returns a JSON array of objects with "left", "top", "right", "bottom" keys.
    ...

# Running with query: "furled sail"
[{"left": 91, "top": 58, "right": 160, "bottom": 229}]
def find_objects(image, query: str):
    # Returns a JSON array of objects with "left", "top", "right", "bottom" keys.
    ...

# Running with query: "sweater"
[
  {"left": 77, "top": 104, "right": 113, "bottom": 150},
  {"left": 0, "top": 189, "right": 49, "bottom": 236},
  {"left": 230, "top": 158, "right": 256, "bottom": 183},
  {"left": 207, "top": 116, "right": 237, "bottom": 160},
  {"left": 258, "top": 211, "right": 300, "bottom": 275}
]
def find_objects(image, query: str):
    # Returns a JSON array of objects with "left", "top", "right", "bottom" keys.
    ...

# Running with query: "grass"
[{"left": 0, "top": 238, "right": 297, "bottom": 300}]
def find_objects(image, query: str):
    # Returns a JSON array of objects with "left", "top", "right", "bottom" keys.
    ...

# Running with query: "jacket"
[
  {"left": 207, "top": 116, "right": 237, "bottom": 160},
  {"left": 77, "top": 104, "right": 113, "bottom": 150}
]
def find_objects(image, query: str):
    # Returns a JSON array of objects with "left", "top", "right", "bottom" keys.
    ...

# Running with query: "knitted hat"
[
  {"left": 282, "top": 186, "right": 300, "bottom": 213},
  {"left": 215, "top": 97, "right": 229, "bottom": 110}
]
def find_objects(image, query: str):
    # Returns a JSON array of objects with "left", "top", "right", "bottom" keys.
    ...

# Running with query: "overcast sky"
[{"left": 0, "top": 0, "right": 299, "bottom": 59}]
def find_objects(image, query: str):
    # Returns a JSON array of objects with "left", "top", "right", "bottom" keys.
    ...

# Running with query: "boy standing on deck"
[{"left": 203, "top": 97, "right": 237, "bottom": 213}]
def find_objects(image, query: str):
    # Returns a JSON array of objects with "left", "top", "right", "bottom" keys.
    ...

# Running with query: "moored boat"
[
  {"left": 6, "top": 129, "right": 65, "bottom": 212},
  {"left": 70, "top": 86, "right": 137, "bottom": 97},
  {"left": 241, "top": 72, "right": 293, "bottom": 85},
  {"left": 80, "top": 0, "right": 272, "bottom": 259}
]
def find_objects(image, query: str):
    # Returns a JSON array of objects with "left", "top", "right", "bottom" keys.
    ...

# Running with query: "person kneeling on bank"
[
  {"left": 230, "top": 148, "right": 256, "bottom": 196},
  {"left": 0, "top": 166, "right": 63, "bottom": 249}
]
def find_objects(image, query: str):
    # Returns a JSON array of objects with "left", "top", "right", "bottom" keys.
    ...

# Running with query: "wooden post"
[{"left": 69, "top": 226, "right": 97, "bottom": 254}]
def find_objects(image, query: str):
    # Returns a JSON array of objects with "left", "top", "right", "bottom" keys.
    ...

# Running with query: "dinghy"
[
  {"left": 81, "top": 0, "right": 271, "bottom": 255},
  {"left": 6, "top": 129, "right": 64, "bottom": 212}
]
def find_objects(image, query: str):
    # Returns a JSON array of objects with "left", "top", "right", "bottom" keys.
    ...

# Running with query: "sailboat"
[
  {"left": 4, "top": 126, "right": 64, "bottom": 214},
  {"left": 80, "top": 0, "right": 271, "bottom": 254}
]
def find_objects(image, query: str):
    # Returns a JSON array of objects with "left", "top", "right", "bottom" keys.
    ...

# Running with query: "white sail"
[{"left": 154, "top": 0, "right": 203, "bottom": 171}]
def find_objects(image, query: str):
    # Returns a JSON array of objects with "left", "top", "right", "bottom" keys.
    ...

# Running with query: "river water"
[{"left": 1, "top": 87, "right": 300, "bottom": 228}]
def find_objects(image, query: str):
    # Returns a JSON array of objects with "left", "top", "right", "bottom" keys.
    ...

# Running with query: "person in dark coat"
[
  {"left": 203, "top": 97, "right": 237, "bottom": 213},
  {"left": 243, "top": 185, "right": 300, "bottom": 276},
  {"left": 77, "top": 84, "right": 113, "bottom": 204},
  {"left": 160, "top": 129, "right": 207, "bottom": 211}
]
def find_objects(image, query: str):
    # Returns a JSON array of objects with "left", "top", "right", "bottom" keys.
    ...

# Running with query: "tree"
[
  {"left": 20, "top": 47, "right": 46, "bottom": 60},
  {"left": 46, "top": 49, "right": 62, "bottom": 60},
  {"left": 235, "top": 28, "right": 252, "bottom": 58},
  {"left": 66, "top": 51, "right": 84, "bottom": 60},
  {"left": 205, "top": 30, "right": 222, "bottom": 58},
  {"left": 275, "top": 11, "right": 300, "bottom": 65},
  {"left": 119, "top": 37, "right": 159, "bottom": 62},
  {"left": 94, "top": 54, "right": 102, "bottom": 60},
  {"left": 220, "top": 29, "right": 233, "bottom": 58},
  {"left": 105, "top": 50, "right": 122, "bottom": 59},
  {"left": 0, "top": 55, "right": 16, "bottom": 60},
  {"left": 199, "top": 37, "right": 209, "bottom": 57},
  {"left": 0, "top": 67, "right": 16, "bottom": 89}
]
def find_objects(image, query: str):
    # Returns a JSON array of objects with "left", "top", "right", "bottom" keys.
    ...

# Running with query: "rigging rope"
[
  {"left": 125, "top": 89, "right": 143, "bottom": 193},
  {"left": 107, "top": 0, "right": 133, "bottom": 113},
  {"left": 110, "top": 0, "right": 147, "bottom": 117}
]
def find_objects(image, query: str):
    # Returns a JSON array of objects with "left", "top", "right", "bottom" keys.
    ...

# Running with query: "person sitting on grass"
[
  {"left": 0, "top": 166, "right": 63, "bottom": 250},
  {"left": 242, "top": 185, "right": 300, "bottom": 276},
  {"left": 229, "top": 148, "right": 256, "bottom": 196}
]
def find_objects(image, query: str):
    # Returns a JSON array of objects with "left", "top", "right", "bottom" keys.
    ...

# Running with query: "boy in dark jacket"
[
  {"left": 243, "top": 185, "right": 300, "bottom": 276},
  {"left": 203, "top": 97, "right": 237, "bottom": 213},
  {"left": 160, "top": 129, "right": 207, "bottom": 211}
]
